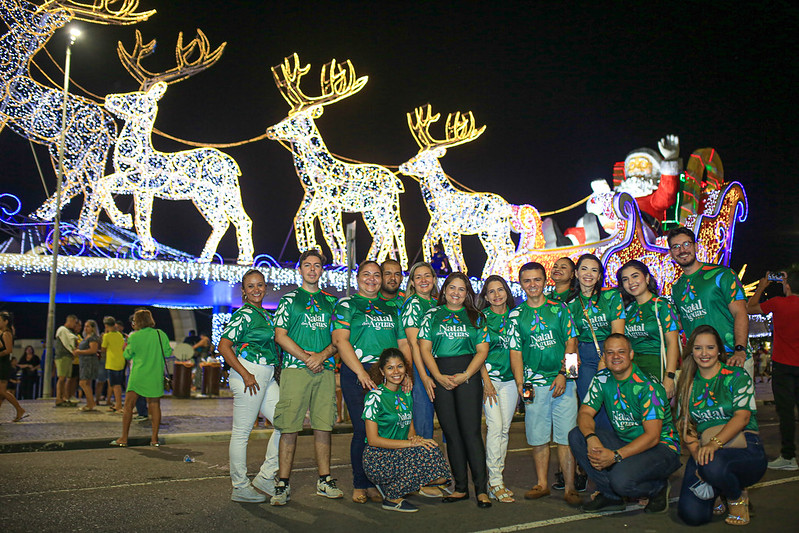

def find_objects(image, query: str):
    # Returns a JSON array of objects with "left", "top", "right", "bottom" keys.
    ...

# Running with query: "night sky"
[{"left": 3, "top": 0, "right": 797, "bottom": 285}]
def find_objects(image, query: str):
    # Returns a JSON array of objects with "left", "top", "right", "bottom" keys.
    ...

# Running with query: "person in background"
[
  {"left": 401, "top": 261, "right": 439, "bottom": 439},
  {"left": 617, "top": 260, "right": 680, "bottom": 397},
  {"left": 110, "top": 309, "right": 171, "bottom": 447},
  {"left": 476, "top": 275, "right": 518, "bottom": 503},
  {"left": 569, "top": 334, "right": 680, "bottom": 513},
  {"left": 675, "top": 325, "right": 766, "bottom": 526},
  {"left": 192, "top": 333, "right": 212, "bottom": 392},
  {"left": 548, "top": 257, "right": 576, "bottom": 303},
  {"left": 128, "top": 312, "right": 149, "bottom": 421},
  {"left": 418, "top": 272, "right": 492, "bottom": 508},
  {"left": 74, "top": 319, "right": 100, "bottom": 411},
  {"left": 54, "top": 315, "right": 78, "bottom": 407},
  {"left": 218, "top": 269, "right": 282, "bottom": 503},
  {"left": 0, "top": 311, "right": 27, "bottom": 421},
  {"left": 380, "top": 259, "right": 406, "bottom": 311},
  {"left": 362, "top": 348, "right": 452, "bottom": 513},
  {"left": 67, "top": 318, "right": 82, "bottom": 402},
  {"left": 17, "top": 345, "right": 41, "bottom": 400},
  {"left": 430, "top": 243, "right": 450, "bottom": 276},
  {"left": 747, "top": 269, "right": 799, "bottom": 471},
  {"left": 101, "top": 317, "right": 126, "bottom": 413},
  {"left": 668, "top": 226, "right": 751, "bottom": 375}
]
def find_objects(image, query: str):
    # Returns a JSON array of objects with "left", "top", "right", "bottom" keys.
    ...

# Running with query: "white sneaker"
[
  {"left": 316, "top": 475, "right": 344, "bottom": 499},
  {"left": 270, "top": 480, "right": 291, "bottom": 506},
  {"left": 252, "top": 474, "right": 276, "bottom": 495},
  {"left": 231, "top": 484, "right": 267, "bottom": 503},
  {"left": 767, "top": 456, "right": 799, "bottom": 471}
]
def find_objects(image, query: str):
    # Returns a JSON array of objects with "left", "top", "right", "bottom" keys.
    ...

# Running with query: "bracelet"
[
  {"left": 463, "top": 372, "right": 469, "bottom": 384},
  {"left": 710, "top": 436, "right": 724, "bottom": 449},
  {"left": 584, "top": 432, "right": 598, "bottom": 442}
]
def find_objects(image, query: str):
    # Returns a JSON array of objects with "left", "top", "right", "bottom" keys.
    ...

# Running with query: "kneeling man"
[{"left": 569, "top": 333, "right": 681, "bottom": 513}]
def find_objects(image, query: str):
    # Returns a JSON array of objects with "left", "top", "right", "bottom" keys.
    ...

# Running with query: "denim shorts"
[
  {"left": 108, "top": 369, "right": 125, "bottom": 387},
  {"left": 524, "top": 380, "right": 578, "bottom": 446}
]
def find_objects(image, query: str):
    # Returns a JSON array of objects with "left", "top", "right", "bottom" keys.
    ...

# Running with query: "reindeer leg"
[
  {"left": 294, "top": 193, "right": 313, "bottom": 253},
  {"left": 194, "top": 195, "right": 230, "bottom": 263},
  {"left": 132, "top": 191, "right": 157, "bottom": 259},
  {"left": 224, "top": 187, "right": 254, "bottom": 266},
  {"left": 361, "top": 210, "right": 384, "bottom": 262},
  {"left": 389, "top": 200, "right": 409, "bottom": 270},
  {"left": 318, "top": 207, "right": 345, "bottom": 266},
  {"left": 447, "top": 231, "right": 466, "bottom": 276}
]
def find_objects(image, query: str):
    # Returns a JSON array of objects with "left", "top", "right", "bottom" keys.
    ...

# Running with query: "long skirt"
[{"left": 362, "top": 444, "right": 451, "bottom": 500}]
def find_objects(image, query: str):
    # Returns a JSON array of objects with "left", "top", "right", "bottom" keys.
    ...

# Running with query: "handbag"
[
  {"left": 686, "top": 380, "right": 747, "bottom": 449},
  {"left": 157, "top": 330, "right": 172, "bottom": 391}
]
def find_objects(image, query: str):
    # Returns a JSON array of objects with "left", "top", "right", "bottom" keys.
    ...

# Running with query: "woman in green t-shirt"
[
  {"left": 332, "top": 260, "right": 411, "bottom": 504},
  {"left": 362, "top": 348, "right": 451, "bottom": 513},
  {"left": 675, "top": 325, "right": 766, "bottom": 526},
  {"left": 617, "top": 260, "right": 680, "bottom": 397},
  {"left": 476, "top": 274, "right": 517, "bottom": 503},
  {"left": 418, "top": 272, "right": 492, "bottom": 508},
  {"left": 549, "top": 257, "right": 576, "bottom": 303},
  {"left": 401, "top": 261, "right": 439, "bottom": 440},
  {"left": 218, "top": 269, "right": 282, "bottom": 504}
]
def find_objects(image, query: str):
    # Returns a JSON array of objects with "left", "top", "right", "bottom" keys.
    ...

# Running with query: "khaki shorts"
[
  {"left": 55, "top": 356, "right": 73, "bottom": 378},
  {"left": 273, "top": 368, "right": 336, "bottom": 433}
]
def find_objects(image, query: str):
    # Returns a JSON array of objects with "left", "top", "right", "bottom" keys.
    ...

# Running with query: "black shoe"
[
  {"left": 644, "top": 482, "right": 670, "bottom": 514},
  {"left": 552, "top": 471, "right": 565, "bottom": 491},
  {"left": 442, "top": 493, "right": 470, "bottom": 503},
  {"left": 476, "top": 498, "right": 492, "bottom": 509},
  {"left": 575, "top": 472, "right": 588, "bottom": 492},
  {"left": 582, "top": 493, "right": 625, "bottom": 513}
]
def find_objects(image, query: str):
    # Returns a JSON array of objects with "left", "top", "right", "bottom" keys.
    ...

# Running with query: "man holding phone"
[{"left": 509, "top": 262, "right": 580, "bottom": 505}]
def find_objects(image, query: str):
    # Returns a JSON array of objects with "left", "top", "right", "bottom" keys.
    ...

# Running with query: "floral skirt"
[{"left": 362, "top": 444, "right": 451, "bottom": 500}]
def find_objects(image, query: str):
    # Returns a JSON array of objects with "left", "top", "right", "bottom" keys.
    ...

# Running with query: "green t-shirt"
[
  {"left": 624, "top": 297, "right": 678, "bottom": 355},
  {"left": 380, "top": 291, "right": 406, "bottom": 314},
  {"left": 584, "top": 364, "right": 680, "bottom": 454},
  {"left": 672, "top": 263, "right": 747, "bottom": 354},
  {"left": 362, "top": 384, "right": 414, "bottom": 441},
  {"left": 400, "top": 294, "right": 437, "bottom": 330},
  {"left": 687, "top": 363, "right": 758, "bottom": 433},
  {"left": 508, "top": 300, "right": 578, "bottom": 386},
  {"left": 333, "top": 294, "right": 406, "bottom": 364},
  {"left": 548, "top": 287, "right": 572, "bottom": 304},
  {"left": 417, "top": 306, "right": 489, "bottom": 358},
  {"left": 273, "top": 287, "right": 337, "bottom": 370},
  {"left": 568, "top": 288, "right": 626, "bottom": 343},
  {"left": 484, "top": 308, "right": 514, "bottom": 382},
  {"left": 221, "top": 303, "right": 279, "bottom": 366}
]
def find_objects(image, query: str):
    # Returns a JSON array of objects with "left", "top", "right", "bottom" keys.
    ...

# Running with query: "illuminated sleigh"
[{"left": 507, "top": 177, "right": 747, "bottom": 296}]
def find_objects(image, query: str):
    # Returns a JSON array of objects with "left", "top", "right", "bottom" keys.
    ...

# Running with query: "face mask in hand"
[{"left": 689, "top": 479, "right": 715, "bottom": 500}]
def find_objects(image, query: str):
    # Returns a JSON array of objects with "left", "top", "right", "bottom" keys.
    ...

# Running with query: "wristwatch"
[
  {"left": 613, "top": 450, "right": 623, "bottom": 463},
  {"left": 734, "top": 345, "right": 746, "bottom": 353},
  {"left": 666, "top": 371, "right": 676, "bottom": 379}
]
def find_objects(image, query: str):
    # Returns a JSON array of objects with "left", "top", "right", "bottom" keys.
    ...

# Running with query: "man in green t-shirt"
[
  {"left": 379, "top": 259, "right": 406, "bottom": 311},
  {"left": 668, "top": 227, "right": 750, "bottom": 375},
  {"left": 569, "top": 334, "right": 681, "bottom": 513},
  {"left": 271, "top": 250, "right": 342, "bottom": 506}
]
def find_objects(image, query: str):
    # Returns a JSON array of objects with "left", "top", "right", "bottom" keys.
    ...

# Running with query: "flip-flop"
[
  {"left": 78, "top": 406, "right": 97, "bottom": 412},
  {"left": 109, "top": 439, "right": 128, "bottom": 447},
  {"left": 12, "top": 413, "right": 30, "bottom": 422}
]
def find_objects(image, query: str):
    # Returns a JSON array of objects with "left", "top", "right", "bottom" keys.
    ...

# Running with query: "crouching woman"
[{"left": 362, "top": 348, "right": 451, "bottom": 513}]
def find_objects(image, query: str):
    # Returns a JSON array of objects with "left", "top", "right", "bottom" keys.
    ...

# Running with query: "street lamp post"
[{"left": 42, "top": 27, "right": 81, "bottom": 399}]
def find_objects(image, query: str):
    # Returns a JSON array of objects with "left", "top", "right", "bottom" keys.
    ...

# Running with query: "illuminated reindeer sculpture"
[
  {"left": 267, "top": 54, "right": 408, "bottom": 269},
  {"left": 94, "top": 30, "right": 254, "bottom": 264},
  {"left": 400, "top": 105, "right": 517, "bottom": 278},
  {"left": 0, "top": 0, "right": 153, "bottom": 234}
]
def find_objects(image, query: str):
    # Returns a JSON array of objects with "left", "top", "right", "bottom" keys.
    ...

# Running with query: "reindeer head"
[
  {"left": 105, "top": 81, "right": 166, "bottom": 120},
  {"left": 399, "top": 104, "right": 486, "bottom": 178},
  {"left": 6, "top": 0, "right": 70, "bottom": 39},
  {"left": 266, "top": 53, "right": 368, "bottom": 142},
  {"left": 35, "top": 1, "right": 154, "bottom": 26}
]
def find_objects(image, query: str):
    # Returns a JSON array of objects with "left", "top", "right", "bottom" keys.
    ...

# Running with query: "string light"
[
  {"left": 0, "top": 0, "right": 154, "bottom": 232},
  {"left": 267, "top": 53, "right": 409, "bottom": 269},
  {"left": 211, "top": 312, "right": 232, "bottom": 348}
]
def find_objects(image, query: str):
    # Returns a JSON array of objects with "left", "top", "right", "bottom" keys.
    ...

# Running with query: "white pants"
[
  {"left": 229, "top": 358, "right": 280, "bottom": 489},
  {"left": 483, "top": 379, "right": 519, "bottom": 486}
]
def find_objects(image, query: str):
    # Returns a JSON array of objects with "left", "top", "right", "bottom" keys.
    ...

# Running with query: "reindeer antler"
[
  {"left": 117, "top": 29, "right": 226, "bottom": 90},
  {"left": 43, "top": 1, "right": 155, "bottom": 25},
  {"left": 272, "top": 53, "right": 368, "bottom": 115},
  {"left": 407, "top": 104, "right": 486, "bottom": 151}
]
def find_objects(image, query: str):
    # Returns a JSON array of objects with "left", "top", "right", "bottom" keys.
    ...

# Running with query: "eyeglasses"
[{"left": 670, "top": 241, "right": 694, "bottom": 251}]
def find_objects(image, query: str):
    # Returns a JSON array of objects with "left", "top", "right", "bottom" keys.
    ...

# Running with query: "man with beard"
[
  {"left": 379, "top": 260, "right": 405, "bottom": 312},
  {"left": 668, "top": 227, "right": 751, "bottom": 375}
]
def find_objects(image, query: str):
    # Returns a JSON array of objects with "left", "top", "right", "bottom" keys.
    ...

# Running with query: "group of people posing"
[{"left": 218, "top": 226, "right": 769, "bottom": 526}]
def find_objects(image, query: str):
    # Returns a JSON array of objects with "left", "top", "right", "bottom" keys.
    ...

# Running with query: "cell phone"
[
  {"left": 522, "top": 383, "right": 535, "bottom": 403},
  {"left": 768, "top": 271, "right": 785, "bottom": 282},
  {"left": 565, "top": 352, "right": 579, "bottom": 379}
]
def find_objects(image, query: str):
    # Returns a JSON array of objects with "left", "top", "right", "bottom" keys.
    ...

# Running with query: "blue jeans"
[
  {"left": 339, "top": 362, "right": 374, "bottom": 489},
  {"left": 412, "top": 365, "right": 435, "bottom": 439},
  {"left": 568, "top": 426, "right": 681, "bottom": 500},
  {"left": 136, "top": 395, "right": 148, "bottom": 417},
  {"left": 576, "top": 341, "right": 611, "bottom": 430},
  {"left": 678, "top": 432, "right": 767, "bottom": 526}
]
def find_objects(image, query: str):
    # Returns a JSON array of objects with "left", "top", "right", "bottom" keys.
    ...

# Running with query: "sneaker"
[
  {"left": 552, "top": 471, "right": 565, "bottom": 491},
  {"left": 575, "top": 472, "right": 589, "bottom": 492},
  {"left": 382, "top": 499, "right": 418, "bottom": 513},
  {"left": 768, "top": 456, "right": 799, "bottom": 471},
  {"left": 582, "top": 493, "right": 625, "bottom": 513},
  {"left": 644, "top": 482, "right": 670, "bottom": 514},
  {"left": 270, "top": 481, "right": 291, "bottom": 506},
  {"left": 316, "top": 475, "right": 344, "bottom": 499},
  {"left": 252, "top": 474, "right": 276, "bottom": 495},
  {"left": 231, "top": 484, "right": 267, "bottom": 503}
]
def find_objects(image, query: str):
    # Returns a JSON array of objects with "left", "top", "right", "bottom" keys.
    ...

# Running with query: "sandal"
[
  {"left": 418, "top": 486, "right": 446, "bottom": 498},
  {"left": 366, "top": 488, "right": 383, "bottom": 503},
  {"left": 713, "top": 496, "right": 727, "bottom": 516},
  {"left": 726, "top": 492, "right": 750, "bottom": 526},
  {"left": 109, "top": 439, "right": 128, "bottom": 447},
  {"left": 488, "top": 484, "right": 515, "bottom": 503},
  {"left": 78, "top": 406, "right": 96, "bottom": 412},
  {"left": 352, "top": 489, "right": 368, "bottom": 504},
  {"left": 12, "top": 413, "right": 30, "bottom": 422}
]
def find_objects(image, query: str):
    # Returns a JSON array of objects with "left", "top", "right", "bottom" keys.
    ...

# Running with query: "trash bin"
[
  {"left": 172, "top": 362, "right": 193, "bottom": 398},
  {"left": 201, "top": 362, "right": 222, "bottom": 396}
]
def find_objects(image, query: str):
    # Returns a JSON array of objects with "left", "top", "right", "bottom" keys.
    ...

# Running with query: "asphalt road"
[{"left": 2, "top": 421, "right": 799, "bottom": 533}]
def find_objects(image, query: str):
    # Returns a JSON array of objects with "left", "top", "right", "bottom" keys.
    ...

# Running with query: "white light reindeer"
[
  {"left": 95, "top": 30, "right": 254, "bottom": 264},
  {"left": 400, "top": 105, "right": 517, "bottom": 278},
  {"left": 266, "top": 54, "right": 408, "bottom": 269}
]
